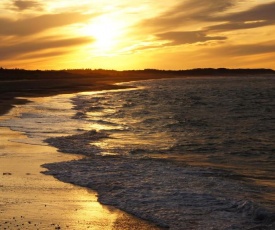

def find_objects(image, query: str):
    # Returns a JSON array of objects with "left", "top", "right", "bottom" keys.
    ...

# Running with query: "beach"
[
  {"left": 0, "top": 72, "right": 168, "bottom": 229},
  {"left": 2, "top": 0, "right": 275, "bottom": 228},
  {"left": 0, "top": 114, "right": 161, "bottom": 230},
  {"left": 1, "top": 71, "right": 275, "bottom": 229}
]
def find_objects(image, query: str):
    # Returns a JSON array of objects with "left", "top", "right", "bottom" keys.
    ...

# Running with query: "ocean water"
[{"left": 1, "top": 76, "right": 275, "bottom": 229}]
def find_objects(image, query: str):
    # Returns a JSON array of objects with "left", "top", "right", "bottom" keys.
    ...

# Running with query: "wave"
[
  {"left": 43, "top": 156, "right": 275, "bottom": 230},
  {"left": 45, "top": 130, "right": 108, "bottom": 156},
  {"left": 4, "top": 76, "right": 274, "bottom": 229}
]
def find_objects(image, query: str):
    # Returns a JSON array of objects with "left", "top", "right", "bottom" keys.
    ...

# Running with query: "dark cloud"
[
  {"left": 137, "top": 1, "right": 275, "bottom": 53},
  {"left": 137, "top": 1, "right": 235, "bottom": 50},
  {"left": 0, "top": 36, "right": 93, "bottom": 60},
  {"left": 0, "top": 13, "right": 92, "bottom": 36},
  {"left": 140, "top": 1, "right": 275, "bottom": 35},
  {"left": 156, "top": 31, "right": 226, "bottom": 45},
  {"left": 209, "top": 41, "right": 275, "bottom": 56},
  {"left": 205, "top": 21, "right": 274, "bottom": 32},
  {"left": 215, "top": 2, "right": 275, "bottom": 22},
  {"left": 128, "top": 31, "right": 227, "bottom": 54},
  {"left": 141, "top": 0, "right": 236, "bottom": 31},
  {"left": 172, "top": 0, "right": 235, "bottom": 16},
  {"left": 12, "top": 0, "right": 42, "bottom": 11},
  {"left": 204, "top": 2, "right": 275, "bottom": 32}
]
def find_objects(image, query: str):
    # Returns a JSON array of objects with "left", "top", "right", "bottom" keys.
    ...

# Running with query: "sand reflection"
[{"left": 0, "top": 112, "right": 159, "bottom": 229}]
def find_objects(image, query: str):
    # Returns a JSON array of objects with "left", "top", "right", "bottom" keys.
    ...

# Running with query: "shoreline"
[
  {"left": 0, "top": 82, "right": 127, "bottom": 116},
  {"left": 0, "top": 70, "right": 182, "bottom": 116},
  {"left": 2, "top": 70, "right": 274, "bottom": 116},
  {"left": 40, "top": 76, "right": 275, "bottom": 229},
  {"left": 1, "top": 73, "right": 275, "bottom": 229},
  {"left": 42, "top": 155, "right": 275, "bottom": 229},
  {"left": 0, "top": 72, "right": 178, "bottom": 229},
  {"left": 0, "top": 114, "right": 162, "bottom": 229}
]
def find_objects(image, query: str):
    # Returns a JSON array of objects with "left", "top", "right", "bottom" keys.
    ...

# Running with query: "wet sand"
[
  {"left": 0, "top": 127, "right": 161, "bottom": 229},
  {"left": 0, "top": 70, "right": 173, "bottom": 229}
]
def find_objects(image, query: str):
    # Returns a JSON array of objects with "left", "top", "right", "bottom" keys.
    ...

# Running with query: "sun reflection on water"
[{"left": 64, "top": 191, "right": 121, "bottom": 229}]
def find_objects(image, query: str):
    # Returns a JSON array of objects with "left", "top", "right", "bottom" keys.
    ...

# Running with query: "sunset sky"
[{"left": 1, "top": 0, "right": 275, "bottom": 70}]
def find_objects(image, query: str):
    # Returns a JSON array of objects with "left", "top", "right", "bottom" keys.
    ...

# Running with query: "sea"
[{"left": 1, "top": 76, "right": 275, "bottom": 229}]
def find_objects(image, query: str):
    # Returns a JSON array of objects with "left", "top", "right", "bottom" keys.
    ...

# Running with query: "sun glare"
[{"left": 81, "top": 16, "right": 125, "bottom": 54}]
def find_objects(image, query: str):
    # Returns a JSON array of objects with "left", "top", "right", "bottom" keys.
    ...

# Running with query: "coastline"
[
  {"left": 0, "top": 70, "right": 179, "bottom": 116},
  {"left": 0, "top": 71, "right": 179, "bottom": 229},
  {"left": 2, "top": 69, "right": 274, "bottom": 117},
  {"left": 40, "top": 75, "right": 275, "bottom": 229},
  {"left": 0, "top": 82, "right": 125, "bottom": 116},
  {"left": 1, "top": 72, "right": 275, "bottom": 229},
  {"left": 0, "top": 105, "right": 162, "bottom": 229}
]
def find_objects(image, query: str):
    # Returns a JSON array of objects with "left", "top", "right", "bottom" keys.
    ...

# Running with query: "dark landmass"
[{"left": 1, "top": 67, "right": 274, "bottom": 116}]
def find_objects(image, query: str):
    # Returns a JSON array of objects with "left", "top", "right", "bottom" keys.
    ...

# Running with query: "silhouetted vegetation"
[
  {"left": 124, "top": 68, "right": 275, "bottom": 76},
  {"left": 0, "top": 67, "right": 274, "bottom": 81}
]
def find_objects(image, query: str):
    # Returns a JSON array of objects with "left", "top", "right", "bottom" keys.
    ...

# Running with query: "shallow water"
[
  {"left": 1, "top": 76, "right": 275, "bottom": 229},
  {"left": 0, "top": 127, "right": 160, "bottom": 230},
  {"left": 65, "top": 76, "right": 275, "bottom": 187}
]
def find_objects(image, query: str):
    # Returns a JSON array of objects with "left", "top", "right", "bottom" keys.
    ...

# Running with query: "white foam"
[{"left": 43, "top": 156, "right": 275, "bottom": 230}]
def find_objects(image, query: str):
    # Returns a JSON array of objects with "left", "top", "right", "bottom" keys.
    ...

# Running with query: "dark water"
[
  {"left": 71, "top": 76, "right": 275, "bottom": 181},
  {"left": 1, "top": 76, "right": 275, "bottom": 229}
]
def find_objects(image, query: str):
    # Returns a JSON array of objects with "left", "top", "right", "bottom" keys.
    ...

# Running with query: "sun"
[{"left": 81, "top": 16, "right": 125, "bottom": 54}]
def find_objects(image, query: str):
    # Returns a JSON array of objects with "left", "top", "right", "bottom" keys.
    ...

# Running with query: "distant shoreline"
[{"left": 1, "top": 68, "right": 275, "bottom": 116}]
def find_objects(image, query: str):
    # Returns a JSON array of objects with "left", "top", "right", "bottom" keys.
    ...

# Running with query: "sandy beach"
[
  {"left": 0, "top": 70, "right": 173, "bottom": 229},
  {"left": 0, "top": 125, "right": 161, "bottom": 229},
  {"left": 1, "top": 70, "right": 274, "bottom": 229}
]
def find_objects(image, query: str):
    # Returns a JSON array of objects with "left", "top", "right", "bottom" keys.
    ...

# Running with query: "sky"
[{"left": 0, "top": 0, "right": 275, "bottom": 70}]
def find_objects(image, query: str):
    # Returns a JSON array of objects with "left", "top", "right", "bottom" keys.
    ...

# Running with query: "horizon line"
[{"left": 1, "top": 67, "right": 275, "bottom": 72}]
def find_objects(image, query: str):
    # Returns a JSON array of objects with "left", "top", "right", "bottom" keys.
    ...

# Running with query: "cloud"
[
  {"left": 140, "top": 0, "right": 236, "bottom": 31},
  {"left": 0, "top": 13, "right": 92, "bottom": 36},
  {"left": 123, "top": 30, "right": 227, "bottom": 54},
  {"left": 205, "top": 21, "right": 274, "bottom": 32},
  {"left": 135, "top": 0, "right": 275, "bottom": 54},
  {"left": 155, "top": 31, "right": 226, "bottom": 45},
  {"left": 216, "top": 2, "right": 275, "bottom": 22},
  {"left": 209, "top": 40, "right": 275, "bottom": 57},
  {"left": 140, "top": 1, "right": 275, "bottom": 34},
  {"left": 17, "top": 50, "right": 68, "bottom": 60},
  {"left": 205, "top": 2, "right": 275, "bottom": 32},
  {"left": 172, "top": 0, "right": 235, "bottom": 16},
  {"left": 12, "top": 0, "right": 42, "bottom": 11},
  {"left": 0, "top": 36, "right": 93, "bottom": 60},
  {"left": 134, "top": 0, "right": 234, "bottom": 51}
]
